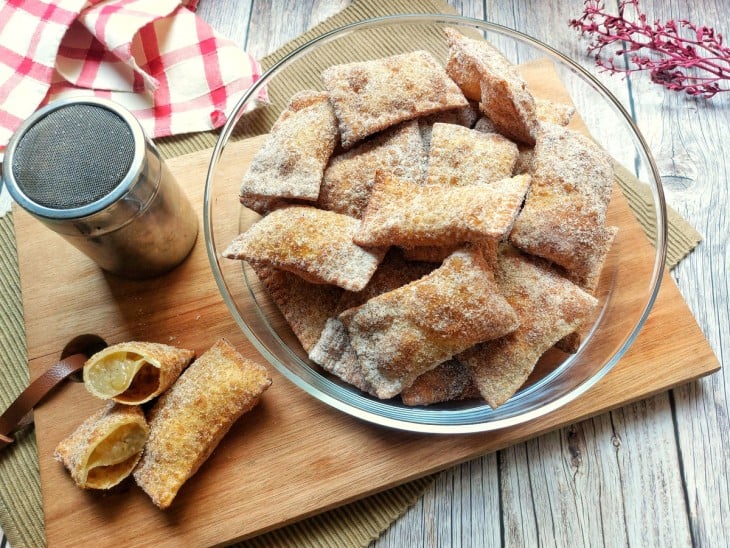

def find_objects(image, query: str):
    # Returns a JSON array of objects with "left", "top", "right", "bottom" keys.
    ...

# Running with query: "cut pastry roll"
[
  {"left": 83, "top": 341, "right": 195, "bottom": 405},
  {"left": 54, "top": 403, "right": 149, "bottom": 490},
  {"left": 134, "top": 338, "right": 272, "bottom": 509}
]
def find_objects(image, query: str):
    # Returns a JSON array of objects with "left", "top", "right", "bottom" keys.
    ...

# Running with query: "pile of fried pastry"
[
  {"left": 54, "top": 338, "right": 271, "bottom": 509},
  {"left": 224, "top": 28, "right": 617, "bottom": 409}
]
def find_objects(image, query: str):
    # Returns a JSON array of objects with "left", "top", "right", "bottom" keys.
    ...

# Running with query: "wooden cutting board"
[{"left": 16, "top": 67, "right": 720, "bottom": 546}]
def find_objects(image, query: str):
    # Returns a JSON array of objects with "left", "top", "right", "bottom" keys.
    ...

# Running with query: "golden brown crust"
[
  {"left": 426, "top": 123, "right": 518, "bottom": 186},
  {"left": 308, "top": 250, "right": 435, "bottom": 394},
  {"left": 400, "top": 359, "right": 479, "bottom": 406},
  {"left": 335, "top": 248, "right": 436, "bottom": 311},
  {"left": 444, "top": 27, "right": 540, "bottom": 145},
  {"left": 54, "top": 403, "right": 149, "bottom": 490},
  {"left": 317, "top": 120, "right": 426, "bottom": 218},
  {"left": 354, "top": 172, "right": 531, "bottom": 248},
  {"left": 133, "top": 339, "right": 272, "bottom": 509},
  {"left": 223, "top": 205, "right": 387, "bottom": 292},
  {"left": 308, "top": 317, "right": 375, "bottom": 395},
  {"left": 418, "top": 102, "right": 479, "bottom": 149},
  {"left": 239, "top": 90, "right": 338, "bottom": 201},
  {"left": 458, "top": 246, "right": 597, "bottom": 408},
  {"left": 322, "top": 50, "right": 468, "bottom": 148},
  {"left": 508, "top": 123, "right": 618, "bottom": 288},
  {"left": 251, "top": 262, "right": 343, "bottom": 353},
  {"left": 340, "top": 246, "right": 519, "bottom": 399},
  {"left": 83, "top": 341, "right": 194, "bottom": 405},
  {"left": 534, "top": 97, "right": 575, "bottom": 126}
]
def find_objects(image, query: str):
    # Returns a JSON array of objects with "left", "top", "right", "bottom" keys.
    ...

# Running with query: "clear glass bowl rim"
[{"left": 204, "top": 14, "right": 668, "bottom": 434}]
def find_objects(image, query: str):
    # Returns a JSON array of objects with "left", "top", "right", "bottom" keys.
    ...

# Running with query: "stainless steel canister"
[{"left": 2, "top": 97, "right": 198, "bottom": 279}]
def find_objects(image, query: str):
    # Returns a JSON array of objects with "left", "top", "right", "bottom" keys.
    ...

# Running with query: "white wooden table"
[{"left": 2, "top": 1, "right": 726, "bottom": 546}]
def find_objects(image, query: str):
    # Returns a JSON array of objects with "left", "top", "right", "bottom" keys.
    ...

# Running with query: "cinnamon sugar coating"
[
  {"left": 509, "top": 123, "right": 618, "bottom": 290},
  {"left": 458, "top": 246, "right": 597, "bottom": 408},
  {"left": 322, "top": 50, "right": 468, "bottom": 148},
  {"left": 444, "top": 27, "right": 540, "bottom": 145},
  {"left": 133, "top": 339, "right": 271, "bottom": 509},
  {"left": 251, "top": 263, "right": 343, "bottom": 353},
  {"left": 224, "top": 34, "right": 620, "bottom": 409},
  {"left": 309, "top": 249, "right": 435, "bottom": 395},
  {"left": 340, "top": 246, "right": 519, "bottom": 399},
  {"left": 317, "top": 120, "right": 426, "bottom": 218},
  {"left": 223, "top": 205, "right": 386, "bottom": 292},
  {"left": 418, "top": 102, "right": 479, "bottom": 149},
  {"left": 400, "top": 359, "right": 479, "bottom": 406},
  {"left": 354, "top": 172, "right": 531, "bottom": 248},
  {"left": 239, "top": 90, "right": 338, "bottom": 201},
  {"left": 426, "top": 122, "right": 518, "bottom": 186}
]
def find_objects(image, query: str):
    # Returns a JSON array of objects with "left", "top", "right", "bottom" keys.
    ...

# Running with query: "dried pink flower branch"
[{"left": 569, "top": 0, "right": 730, "bottom": 98}]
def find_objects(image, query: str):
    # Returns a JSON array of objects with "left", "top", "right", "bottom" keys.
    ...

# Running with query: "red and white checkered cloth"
[{"left": 0, "top": 0, "right": 266, "bottom": 158}]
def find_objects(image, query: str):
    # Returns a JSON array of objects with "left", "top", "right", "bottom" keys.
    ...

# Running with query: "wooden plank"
[{"left": 633, "top": 2, "right": 730, "bottom": 547}]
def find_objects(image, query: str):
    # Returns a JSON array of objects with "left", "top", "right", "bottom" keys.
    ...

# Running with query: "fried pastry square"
[
  {"left": 322, "top": 50, "right": 468, "bottom": 148},
  {"left": 426, "top": 123, "right": 518, "bottom": 186},
  {"left": 509, "top": 123, "right": 618, "bottom": 290},
  {"left": 317, "top": 120, "right": 426, "bottom": 218},
  {"left": 400, "top": 359, "right": 479, "bottom": 406},
  {"left": 309, "top": 249, "right": 435, "bottom": 395},
  {"left": 239, "top": 90, "right": 338, "bottom": 201},
  {"left": 444, "top": 27, "right": 540, "bottom": 145},
  {"left": 473, "top": 115, "right": 498, "bottom": 134},
  {"left": 535, "top": 97, "right": 575, "bottom": 126},
  {"left": 418, "top": 103, "right": 479, "bottom": 149},
  {"left": 251, "top": 263, "right": 343, "bottom": 353},
  {"left": 223, "top": 205, "right": 386, "bottom": 292},
  {"left": 83, "top": 341, "right": 194, "bottom": 405},
  {"left": 335, "top": 248, "right": 436, "bottom": 311},
  {"left": 340, "top": 246, "right": 519, "bottom": 399},
  {"left": 55, "top": 402, "right": 149, "bottom": 490},
  {"left": 458, "top": 246, "right": 597, "bottom": 408},
  {"left": 309, "top": 317, "right": 375, "bottom": 395},
  {"left": 134, "top": 339, "right": 271, "bottom": 509},
  {"left": 354, "top": 172, "right": 531, "bottom": 248}
]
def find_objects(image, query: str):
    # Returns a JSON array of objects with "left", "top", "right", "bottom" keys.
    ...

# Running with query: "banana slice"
[
  {"left": 83, "top": 341, "right": 194, "bottom": 404},
  {"left": 54, "top": 402, "right": 149, "bottom": 490}
]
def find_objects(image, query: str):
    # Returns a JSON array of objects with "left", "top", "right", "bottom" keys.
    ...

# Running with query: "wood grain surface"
[{"left": 192, "top": 2, "right": 729, "bottom": 548}]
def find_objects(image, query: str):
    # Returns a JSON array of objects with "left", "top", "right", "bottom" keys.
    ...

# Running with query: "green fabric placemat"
[{"left": 0, "top": 0, "right": 702, "bottom": 546}]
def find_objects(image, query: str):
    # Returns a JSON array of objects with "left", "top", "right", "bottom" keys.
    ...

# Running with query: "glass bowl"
[{"left": 204, "top": 14, "right": 667, "bottom": 433}]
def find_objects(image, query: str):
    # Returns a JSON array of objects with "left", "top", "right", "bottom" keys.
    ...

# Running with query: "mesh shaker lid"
[{"left": 2, "top": 98, "right": 144, "bottom": 218}]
